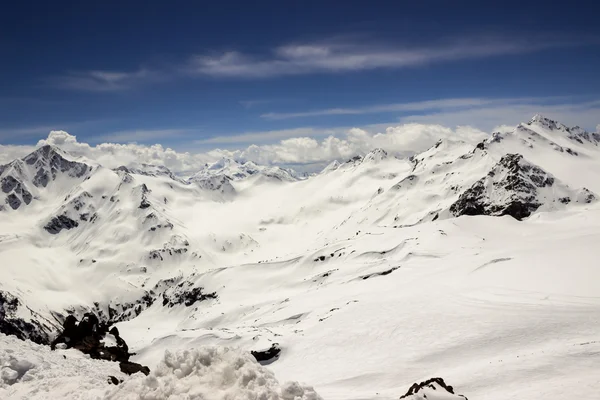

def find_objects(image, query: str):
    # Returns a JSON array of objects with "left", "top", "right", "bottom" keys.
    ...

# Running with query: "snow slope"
[{"left": 1, "top": 116, "right": 600, "bottom": 399}]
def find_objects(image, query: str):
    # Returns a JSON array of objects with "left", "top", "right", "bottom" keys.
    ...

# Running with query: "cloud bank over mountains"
[{"left": 0, "top": 123, "right": 488, "bottom": 174}]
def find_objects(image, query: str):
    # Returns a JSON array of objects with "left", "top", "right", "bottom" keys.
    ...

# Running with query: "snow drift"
[{"left": 1, "top": 333, "right": 321, "bottom": 400}]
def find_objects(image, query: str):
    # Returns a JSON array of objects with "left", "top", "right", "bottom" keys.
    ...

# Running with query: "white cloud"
[
  {"left": 195, "top": 127, "right": 351, "bottom": 145},
  {"left": 1, "top": 122, "right": 486, "bottom": 175},
  {"left": 187, "top": 37, "right": 589, "bottom": 78},
  {"left": 0, "top": 144, "right": 36, "bottom": 165},
  {"left": 35, "top": 131, "right": 213, "bottom": 175}
]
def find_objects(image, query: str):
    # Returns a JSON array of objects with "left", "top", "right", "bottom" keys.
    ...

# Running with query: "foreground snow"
[{"left": 0, "top": 334, "right": 321, "bottom": 400}]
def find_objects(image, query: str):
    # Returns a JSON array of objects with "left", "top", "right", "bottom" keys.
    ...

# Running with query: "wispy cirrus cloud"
[
  {"left": 260, "top": 97, "right": 566, "bottom": 120},
  {"left": 186, "top": 36, "right": 594, "bottom": 79},
  {"left": 239, "top": 99, "right": 274, "bottom": 108},
  {"left": 48, "top": 34, "right": 598, "bottom": 91},
  {"left": 48, "top": 68, "right": 159, "bottom": 92},
  {"left": 94, "top": 128, "right": 197, "bottom": 144}
]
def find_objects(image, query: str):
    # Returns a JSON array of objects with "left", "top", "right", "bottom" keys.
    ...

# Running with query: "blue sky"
[{"left": 1, "top": 0, "right": 599, "bottom": 151}]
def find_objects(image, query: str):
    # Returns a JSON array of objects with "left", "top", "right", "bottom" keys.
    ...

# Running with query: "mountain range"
[{"left": 1, "top": 115, "right": 600, "bottom": 400}]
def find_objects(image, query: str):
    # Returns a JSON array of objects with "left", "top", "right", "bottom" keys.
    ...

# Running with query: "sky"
[{"left": 1, "top": 1, "right": 599, "bottom": 171}]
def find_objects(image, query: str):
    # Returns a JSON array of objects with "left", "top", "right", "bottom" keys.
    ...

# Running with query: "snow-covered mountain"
[
  {"left": 0, "top": 145, "right": 92, "bottom": 211},
  {"left": 189, "top": 157, "right": 300, "bottom": 183},
  {"left": 2, "top": 116, "right": 600, "bottom": 400}
]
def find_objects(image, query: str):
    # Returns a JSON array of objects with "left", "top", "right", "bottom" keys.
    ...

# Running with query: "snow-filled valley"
[{"left": 1, "top": 115, "right": 600, "bottom": 399}]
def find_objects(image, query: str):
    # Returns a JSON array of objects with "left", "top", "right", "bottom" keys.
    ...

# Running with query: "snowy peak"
[
  {"left": 114, "top": 164, "right": 184, "bottom": 183},
  {"left": 362, "top": 148, "right": 388, "bottom": 163},
  {"left": 22, "top": 145, "right": 90, "bottom": 186},
  {"left": 325, "top": 148, "right": 390, "bottom": 173},
  {"left": 189, "top": 173, "right": 237, "bottom": 197},
  {"left": 0, "top": 145, "right": 91, "bottom": 211},
  {"left": 321, "top": 160, "right": 341, "bottom": 174},
  {"left": 526, "top": 114, "right": 600, "bottom": 146},
  {"left": 190, "top": 157, "right": 298, "bottom": 183},
  {"left": 527, "top": 114, "right": 565, "bottom": 129},
  {"left": 450, "top": 153, "right": 595, "bottom": 220}
]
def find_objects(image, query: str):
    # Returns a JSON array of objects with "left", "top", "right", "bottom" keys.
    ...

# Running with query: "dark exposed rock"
[
  {"left": 6, "top": 193, "right": 21, "bottom": 210},
  {"left": 251, "top": 343, "right": 281, "bottom": 364},
  {"left": 50, "top": 312, "right": 150, "bottom": 374},
  {"left": 21, "top": 189, "right": 32, "bottom": 204},
  {"left": 360, "top": 266, "right": 400, "bottom": 280},
  {"left": 1, "top": 175, "right": 19, "bottom": 193},
  {"left": 399, "top": 377, "right": 468, "bottom": 399},
  {"left": 44, "top": 214, "right": 79, "bottom": 234},
  {"left": 161, "top": 284, "right": 217, "bottom": 308},
  {"left": 0, "top": 290, "right": 53, "bottom": 344},
  {"left": 582, "top": 188, "right": 596, "bottom": 203},
  {"left": 450, "top": 154, "right": 560, "bottom": 221},
  {"left": 92, "top": 277, "right": 216, "bottom": 325},
  {"left": 119, "top": 361, "right": 150, "bottom": 376},
  {"left": 107, "top": 375, "right": 121, "bottom": 385}
]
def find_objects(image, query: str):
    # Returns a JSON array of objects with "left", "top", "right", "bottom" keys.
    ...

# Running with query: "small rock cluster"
[
  {"left": 399, "top": 377, "right": 468, "bottom": 399},
  {"left": 50, "top": 313, "right": 150, "bottom": 377}
]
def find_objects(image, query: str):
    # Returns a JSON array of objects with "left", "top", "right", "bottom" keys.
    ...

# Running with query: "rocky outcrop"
[
  {"left": 44, "top": 215, "right": 79, "bottom": 234},
  {"left": 2, "top": 176, "right": 33, "bottom": 210},
  {"left": 162, "top": 284, "right": 217, "bottom": 308},
  {"left": 251, "top": 343, "right": 281, "bottom": 364},
  {"left": 50, "top": 313, "right": 150, "bottom": 376},
  {"left": 91, "top": 276, "right": 217, "bottom": 324},
  {"left": 0, "top": 290, "right": 54, "bottom": 344},
  {"left": 137, "top": 183, "right": 152, "bottom": 209},
  {"left": 450, "top": 154, "right": 596, "bottom": 220},
  {"left": 399, "top": 377, "right": 468, "bottom": 399}
]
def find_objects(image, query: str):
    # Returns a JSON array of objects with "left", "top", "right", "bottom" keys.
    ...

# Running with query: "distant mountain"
[
  {"left": 320, "top": 148, "right": 390, "bottom": 174},
  {"left": 189, "top": 157, "right": 299, "bottom": 183},
  {"left": 114, "top": 164, "right": 186, "bottom": 184},
  {"left": 0, "top": 145, "right": 92, "bottom": 211}
]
